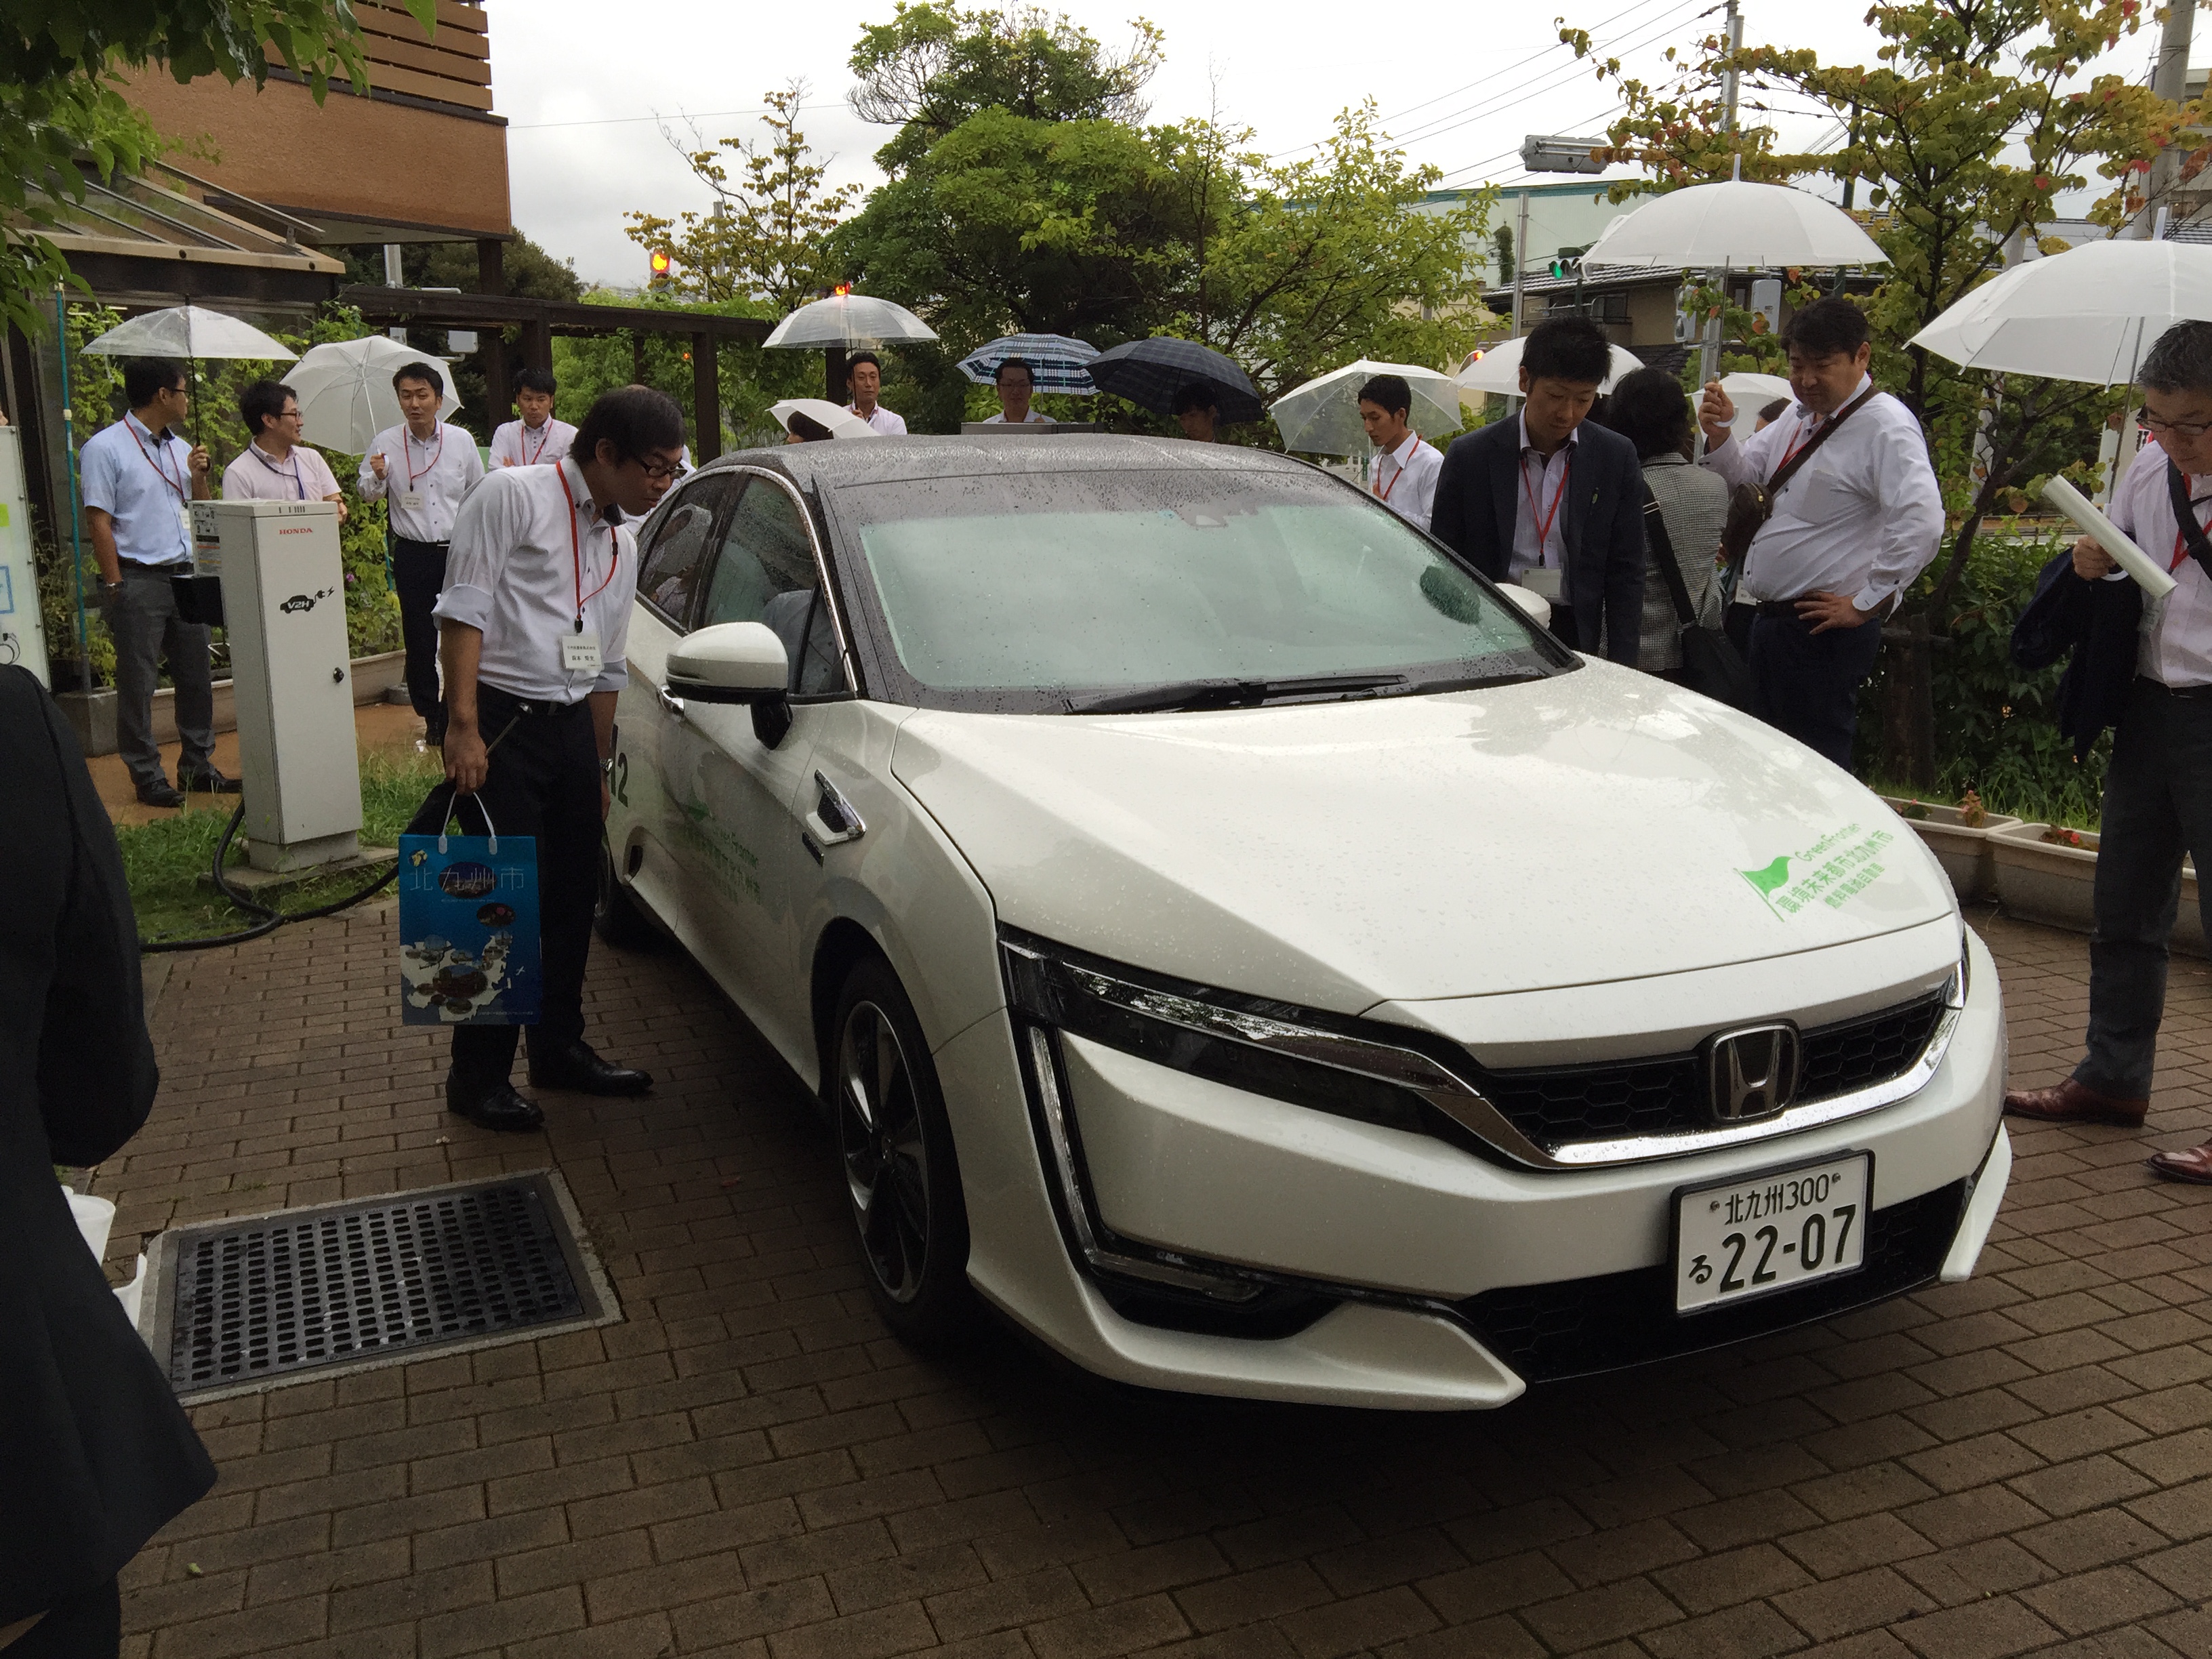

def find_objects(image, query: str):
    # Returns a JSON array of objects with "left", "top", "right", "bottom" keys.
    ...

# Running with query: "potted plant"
[
  {"left": 1878, "top": 790, "right": 2020, "bottom": 904},
  {"left": 1988, "top": 821, "right": 2203, "bottom": 956}
]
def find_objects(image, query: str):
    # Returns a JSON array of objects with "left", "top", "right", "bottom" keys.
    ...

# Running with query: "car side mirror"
[
  {"left": 1498, "top": 584, "right": 1552, "bottom": 630},
  {"left": 666, "top": 621, "right": 793, "bottom": 747}
]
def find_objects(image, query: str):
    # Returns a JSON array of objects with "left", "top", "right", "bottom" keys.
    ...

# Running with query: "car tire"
[
  {"left": 831, "top": 954, "right": 972, "bottom": 1346},
  {"left": 594, "top": 837, "right": 663, "bottom": 950}
]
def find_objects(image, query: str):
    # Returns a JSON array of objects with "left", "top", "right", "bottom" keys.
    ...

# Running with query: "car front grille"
[
  {"left": 1480, "top": 991, "right": 1949, "bottom": 1149},
  {"left": 1452, "top": 1179, "right": 1967, "bottom": 1382}
]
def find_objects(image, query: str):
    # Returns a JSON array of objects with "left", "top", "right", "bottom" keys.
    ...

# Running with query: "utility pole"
[
  {"left": 1511, "top": 188, "right": 1530, "bottom": 338},
  {"left": 1695, "top": 0, "right": 1745, "bottom": 438},
  {"left": 2133, "top": 0, "right": 2196, "bottom": 238}
]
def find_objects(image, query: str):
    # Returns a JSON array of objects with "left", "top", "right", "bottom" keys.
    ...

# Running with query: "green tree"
[
  {"left": 4, "top": 0, "right": 431, "bottom": 335},
  {"left": 625, "top": 85, "right": 861, "bottom": 312},
  {"left": 848, "top": 1, "right": 1164, "bottom": 173}
]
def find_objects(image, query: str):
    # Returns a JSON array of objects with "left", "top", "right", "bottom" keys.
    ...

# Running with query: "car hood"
[{"left": 889, "top": 660, "right": 1956, "bottom": 1012}]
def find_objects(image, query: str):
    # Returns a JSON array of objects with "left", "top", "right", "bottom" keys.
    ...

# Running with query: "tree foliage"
[{"left": 625, "top": 84, "right": 861, "bottom": 313}]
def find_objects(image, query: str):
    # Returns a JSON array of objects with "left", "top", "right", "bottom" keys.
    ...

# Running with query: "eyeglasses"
[
  {"left": 634, "top": 456, "right": 686, "bottom": 481},
  {"left": 2139, "top": 415, "right": 2212, "bottom": 441},
  {"left": 278, "top": 408, "right": 304, "bottom": 422}
]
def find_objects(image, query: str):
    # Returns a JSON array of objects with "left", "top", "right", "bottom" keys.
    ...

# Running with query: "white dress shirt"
[
  {"left": 432, "top": 459, "right": 636, "bottom": 703},
  {"left": 2106, "top": 435, "right": 2212, "bottom": 687},
  {"left": 1702, "top": 377, "right": 1943, "bottom": 613},
  {"left": 79, "top": 413, "right": 194, "bottom": 565},
  {"left": 983, "top": 409, "right": 1052, "bottom": 424},
  {"left": 1509, "top": 413, "right": 1578, "bottom": 579},
  {"left": 358, "top": 422, "right": 485, "bottom": 543},
  {"left": 221, "top": 442, "right": 341, "bottom": 504},
  {"left": 489, "top": 416, "right": 577, "bottom": 469},
  {"left": 851, "top": 405, "right": 907, "bottom": 436},
  {"left": 1372, "top": 431, "right": 1442, "bottom": 527}
]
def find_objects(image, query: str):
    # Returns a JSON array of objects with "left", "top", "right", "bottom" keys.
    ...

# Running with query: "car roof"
[{"left": 693, "top": 433, "right": 1319, "bottom": 492}]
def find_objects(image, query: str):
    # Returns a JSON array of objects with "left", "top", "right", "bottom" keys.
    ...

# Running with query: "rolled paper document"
[{"left": 2042, "top": 474, "right": 2178, "bottom": 600}]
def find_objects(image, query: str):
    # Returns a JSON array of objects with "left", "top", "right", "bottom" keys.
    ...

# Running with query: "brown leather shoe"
[
  {"left": 2003, "top": 1077, "right": 2148, "bottom": 1128},
  {"left": 2149, "top": 1141, "right": 2212, "bottom": 1183}
]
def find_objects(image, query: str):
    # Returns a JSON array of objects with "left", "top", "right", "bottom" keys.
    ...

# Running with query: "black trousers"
[
  {"left": 1746, "top": 608, "right": 1883, "bottom": 769},
  {"left": 448, "top": 685, "right": 602, "bottom": 1092},
  {"left": 392, "top": 538, "right": 448, "bottom": 722},
  {"left": 9, "top": 1578, "right": 120, "bottom": 1658},
  {"left": 2078, "top": 680, "right": 2212, "bottom": 1099}
]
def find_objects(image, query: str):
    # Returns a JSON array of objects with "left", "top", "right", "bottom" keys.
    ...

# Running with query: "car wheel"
[
  {"left": 594, "top": 837, "right": 662, "bottom": 949},
  {"left": 832, "top": 955, "right": 971, "bottom": 1345}
]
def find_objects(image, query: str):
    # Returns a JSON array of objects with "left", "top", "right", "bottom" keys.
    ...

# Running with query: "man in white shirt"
[
  {"left": 1698, "top": 298, "right": 1943, "bottom": 766},
  {"left": 221, "top": 380, "right": 347, "bottom": 518},
  {"left": 489, "top": 367, "right": 577, "bottom": 468},
  {"left": 358, "top": 361, "right": 485, "bottom": 743},
  {"left": 431, "top": 386, "right": 687, "bottom": 1131},
  {"left": 983, "top": 358, "right": 1052, "bottom": 424},
  {"left": 2003, "top": 321, "right": 2212, "bottom": 1170},
  {"left": 845, "top": 352, "right": 907, "bottom": 435},
  {"left": 1357, "top": 373, "right": 1442, "bottom": 526}
]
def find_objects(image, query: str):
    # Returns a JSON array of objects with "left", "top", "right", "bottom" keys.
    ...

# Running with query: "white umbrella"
[
  {"left": 286, "top": 335, "right": 462, "bottom": 454},
  {"left": 1908, "top": 238, "right": 2212, "bottom": 385},
  {"left": 1578, "top": 180, "right": 1889, "bottom": 270},
  {"left": 1455, "top": 335, "right": 1644, "bottom": 398},
  {"left": 81, "top": 304, "right": 298, "bottom": 361},
  {"left": 1720, "top": 371, "right": 1797, "bottom": 441},
  {"left": 763, "top": 294, "right": 938, "bottom": 350},
  {"left": 769, "top": 398, "right": 880, "bottom": 439},
  {"left": 1269, "top": 359, "right": 1463, "bottom": 455}
]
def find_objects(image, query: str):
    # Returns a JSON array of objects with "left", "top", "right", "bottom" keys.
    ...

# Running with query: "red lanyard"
[
  {"left": 1520, "top": 447, "right": 1572, "bottom": 556},
  {"left": 558, "top": 468, "right": 617, "bottom": 629},
  {"left": 1376, "top": 440, "right": 1420, "bottom": 502},
  {"left": 521, "top": 421, "right": 552, "bottom": 465},
  {"left": 129, "top": 419, "right": 186, "bottom": 500},
  {"left": 404, "top": 424, "right": 445, "bottom": 489},
  {"left": 1776, "top": 415, "right": 1821, "bottom": 473}
]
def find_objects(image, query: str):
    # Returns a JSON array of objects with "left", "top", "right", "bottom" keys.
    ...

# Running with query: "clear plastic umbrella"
[
  {"left": 769, "top": 398, "right": 881, "bottom": 439},
  {"left": 1270, "top": 359, "right": 1462, "bottom": 455},
  {"left": 285, "top": 335, "right": 462, "bottom": 454},
  {"left": 1908, "top": 238, "right": 2212, "bottom": 385},
  {"left": 1720, "top": 371, "right": 1797, "bottom": 442},
  {"left": 956, "top": 334, "right": 1099, "bottom": 392},
  {"left": 1578, "top": 180, "right": 1888, "bottom": 270},
  {"left": 81, "top": 304, "right": 298, "bottom": 361},
  {"left": 762, "top": 294, "right": 938, "bottom": 350},
  {"left": 1454, "top": 336, "right": 1644, "bottom": 397}
]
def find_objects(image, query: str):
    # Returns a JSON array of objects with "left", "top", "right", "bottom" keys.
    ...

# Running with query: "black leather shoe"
[
  {"left": 446, "top": 1076, "right": 546, "bottom": 1132},
  {"left": 137, "top": 780, "right": 186, "bottom": 808},
  {"left": 528, "top": 1038, "right": 653, "bottom": 1096},
  {"left": 179, "top": 764, "right": 243, "bottom": 794}
]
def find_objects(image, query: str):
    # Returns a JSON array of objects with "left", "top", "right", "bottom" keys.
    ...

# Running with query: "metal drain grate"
[{"left": 152, "top": 1174, "right": 605, "bottom": 1397}]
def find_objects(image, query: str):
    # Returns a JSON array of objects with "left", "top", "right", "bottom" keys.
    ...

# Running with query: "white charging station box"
[
  {"left": 191, "top": 499, "right": 362, "bottom": 871},
  {"left": 0, "top": 427, "right": 50, "bottom": 686}
]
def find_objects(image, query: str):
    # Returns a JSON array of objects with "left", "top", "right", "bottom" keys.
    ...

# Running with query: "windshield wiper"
[{"left": 1063, "top": 672, "right": 1407, "bottom": 716}]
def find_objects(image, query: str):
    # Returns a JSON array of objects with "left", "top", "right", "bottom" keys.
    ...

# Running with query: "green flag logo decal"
[{"left": 1740, "top": 855, "right": 1792, "bottom": 897}]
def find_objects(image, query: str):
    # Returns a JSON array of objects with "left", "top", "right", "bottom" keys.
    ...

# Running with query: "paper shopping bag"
[{"left": 397, "top": 786, "right": 541, "bottom": 1025}]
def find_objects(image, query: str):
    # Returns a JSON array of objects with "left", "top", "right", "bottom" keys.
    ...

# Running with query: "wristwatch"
[{"left": 600, "top": 757, "right": 615, "bottom": 779}]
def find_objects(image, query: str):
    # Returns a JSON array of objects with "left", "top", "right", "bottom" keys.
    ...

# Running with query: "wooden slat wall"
[{"left": 359, "top": 0, "right": 492, "bottom": 112}]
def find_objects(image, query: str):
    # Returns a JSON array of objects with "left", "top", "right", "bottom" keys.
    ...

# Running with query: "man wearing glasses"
[
  {"left": 2005, "top": 321, "right": 2212, "bottom": 1184},
  {"left": 221, "top": 380, "right": 349, "bottom": 518},
  {"left": 428, "top": 386, "right": 687, "bottom": 1132}
]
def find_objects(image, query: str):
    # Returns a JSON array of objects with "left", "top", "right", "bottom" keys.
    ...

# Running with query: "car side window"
[
  {"left": 699, "top": 478, "right": 844, "bottom": 693},
  {"left": 637, "top": 476, "right": 736, "bottom": 628}
]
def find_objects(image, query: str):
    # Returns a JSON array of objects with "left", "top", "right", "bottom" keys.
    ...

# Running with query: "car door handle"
[
  {"left": 804, "top": 771, "right": 865, "bottom": 848},
  {"left": 657, "top": 684, "right": 687, "bottom": 721}
]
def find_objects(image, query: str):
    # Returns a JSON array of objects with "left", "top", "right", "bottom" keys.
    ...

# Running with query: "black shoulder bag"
[
  {"left": 1645, "top": 487, "right": 1755, "bottom": 710},
  {"left": 2169, "top": 461, "right": 2212, "bottom": 581}
]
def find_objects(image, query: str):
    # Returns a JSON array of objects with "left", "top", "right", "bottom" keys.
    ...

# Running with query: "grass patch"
[{"left": 123, "top": 747, "right": 447, "bottom": 946}]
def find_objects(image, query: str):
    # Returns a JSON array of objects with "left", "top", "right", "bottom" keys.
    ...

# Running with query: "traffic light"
[{"left": 648, "top": 249, "right": 672, "bottom": 287}]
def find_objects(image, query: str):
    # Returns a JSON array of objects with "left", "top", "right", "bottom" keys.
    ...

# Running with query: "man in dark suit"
[
  {"left": 1, "top": 665, "right": 214, "bottom": 1657},
  {"left": 1429, "top": 316, "right": 1645, "bottom": 663}
]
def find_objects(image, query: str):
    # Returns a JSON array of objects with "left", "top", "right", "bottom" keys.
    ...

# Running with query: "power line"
[{"left": 512, "top": 104, "right": 790, "bottom": 132}]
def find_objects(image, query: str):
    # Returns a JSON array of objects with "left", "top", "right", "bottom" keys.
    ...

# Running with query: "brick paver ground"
[{"left": 88, "top": 899, "right": 2212, "bottom": 1659}]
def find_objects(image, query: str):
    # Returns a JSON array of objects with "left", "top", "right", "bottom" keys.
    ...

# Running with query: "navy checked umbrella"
[
  {"left": 1087, "top": 337, "right": 1263, "bottom": 424},
  {"left": 956, "top": 333, "right": 1100, "bottom": 393}
]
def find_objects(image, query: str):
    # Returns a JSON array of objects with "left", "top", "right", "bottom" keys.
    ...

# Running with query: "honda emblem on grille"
[{"left": 1706, "top": 1024, "right": 1800, "bottom": 1123}]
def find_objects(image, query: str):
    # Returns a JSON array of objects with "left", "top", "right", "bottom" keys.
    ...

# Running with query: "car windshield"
[{"left": 830, "top": 466, "right": 1565, "bottom": 713}]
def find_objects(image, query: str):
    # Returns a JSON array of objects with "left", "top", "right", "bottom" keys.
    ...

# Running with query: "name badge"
[
  {"left": 399, "top": 491, "right": 425, "bottom": 510},
  {"left": 561, "top": 632, "right": 603, "bottom": 674},
  {"left": 177, "top": 503, "right": 194, "bottom": 541}
]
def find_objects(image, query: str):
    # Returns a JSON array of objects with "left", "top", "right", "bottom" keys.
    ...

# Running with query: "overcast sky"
[{"left": 493, "top": 0, "right": 2176, "bottom": 290}]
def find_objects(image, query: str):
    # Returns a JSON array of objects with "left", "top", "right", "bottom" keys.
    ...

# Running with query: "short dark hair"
[
  {"left": 514, "top": 366, "right": 556, "bottom": 398},
  {"left": 994, "top": 356, "right": 1033, "bottom": 386},
  {"left": 573, "top": 384, "right": 686, "bottom": 466},
  {"left": 1356, "top": 373, "right": 1412, "bottom": 419},
  {"left": 2139, "top": 321, "right": 2212, "bottom": 397},
  {"left": 787, "top": 410, "right": 834, "bottom": 441},
  {"left": 1758, "top": 397, "right": 1791, "bottom": 424},
  {"left": 123, "top": 357, "right": 186, "bottom": 409},
  {"left": 1780, "top": 297, "right": 1869, "bottom": 361},
  {"left": 1599, "top": 366, "right": 1693, "bottom": 459},
  {"left": 392, "top": 361, "right": 445, "bottom": 396},
  {"left": 239, "top": 378, "right": 296, "bottom": 438},
  {"left": 1521, "top": 317, "right": 1612, "bottom": 386},
  {"left": 847, "top": 350, "right": 882, "bottom": 374},
  {"left": 1171, "top": 381, "right": 1220, "bottom": 417}
]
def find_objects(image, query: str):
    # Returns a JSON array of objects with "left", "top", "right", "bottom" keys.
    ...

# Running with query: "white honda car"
[{"left": 598, "top": 434, "right": 2009, "bottom": 1410}]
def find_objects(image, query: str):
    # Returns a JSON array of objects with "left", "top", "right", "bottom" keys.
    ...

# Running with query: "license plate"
[{"left": 1675, "top": 1152, "right": 1871, "bottom": 1313}]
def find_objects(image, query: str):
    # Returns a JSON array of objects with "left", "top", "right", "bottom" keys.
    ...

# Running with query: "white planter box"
[
  {"left": 1990, "top": 819, "right": 2204, "bottom": 958},
  {"left": 1879, "top": 798, "right": 2020, "bottom": 905}
]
